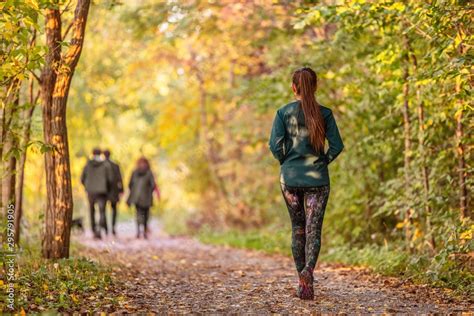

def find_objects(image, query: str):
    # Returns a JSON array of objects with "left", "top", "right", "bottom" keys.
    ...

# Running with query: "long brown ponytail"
[{"left": 292, "top": 67, "right": 325, "bottom": 152}]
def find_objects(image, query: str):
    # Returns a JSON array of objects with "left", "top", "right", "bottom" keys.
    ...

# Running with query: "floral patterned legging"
[{"left": 281, "top": 184, "right": 330, "bottom": 274}]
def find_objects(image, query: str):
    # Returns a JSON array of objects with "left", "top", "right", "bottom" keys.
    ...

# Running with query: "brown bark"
[
  {"left": 1, "top": 79, "right": 21, "bottom": 210},
  {"left": 1, "top": 137, "right": 17, "bottom": 211},
  {"left": 1, "top": 90, "right": 19, "bottom": 209},
  {"left": 41, "top": 0, "right": 90, "bottom": 259},
  {"left": 1, "top": 94, "right": 18, "bottom": 248}
]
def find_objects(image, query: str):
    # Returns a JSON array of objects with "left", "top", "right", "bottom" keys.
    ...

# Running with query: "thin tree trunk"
[
  {"left": 2, "top": 140, "right": 17, "bottom": 210},
  {"left": 1, "top": 79, "right": 21, "bottom": 211},
  {"left": 2, "top": 91, "right": 19, "bottom": 209},
  {"left": 2, "top": 30, "right": 37, "bottom": 231},
  {"left": 3, "top": 150, "right": 16, "bottom": 215},
  {"left": 402, "top": 35, "right": 413, "bottom": 250},
  {"left": 0, "top": 106, "right": 4, "bottom": 208},
  {"left": 41, "top": 0, "right": 90, "bottom": 259},
  {"left": 416, "top": 99, "right": 436, "bottom": 248},
  {"left": 408, "top": 45, "right": 436, "bottom": 250},
  {"left": 0, "top": 94, "right": 6, "bottom": 209},
  {"left": 456, "top": 109, "right": 468, "bottom": 219},
  {"left": 455, "top": 29, "right": 469, "bottom": 220},
  {"left": 1, "top": 93, "right": 18, "bottom": 248},
  {"left": 14, "top": 78, "right": 38, "bottom": 244}
]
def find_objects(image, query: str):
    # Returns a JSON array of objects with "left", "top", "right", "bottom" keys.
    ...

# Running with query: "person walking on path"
[
  {"left": 127, "top": 157, "right": 160, "bottom": 239},
  {"left": 269, "top": 67, "right": 344, "bottom": 300},
  {"left": 103, "top": 149, "right": 124, "bottom": 236},
  {"left": 81, "top": 148, "right": 113, "bottom": 239}
]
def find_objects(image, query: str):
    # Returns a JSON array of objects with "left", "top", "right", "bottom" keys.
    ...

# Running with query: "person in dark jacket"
[
  {"left": 127, "top": 157, "right": 159, "bottom": 239},
  {"left": 81, "top": 148, "right": 113, "bottom": 239},
  {"left": 103, "top": 149, "right": 124, "bottom": 236},
  {"left": 269, "top": 67, "right": 343, "bottom": 300}
]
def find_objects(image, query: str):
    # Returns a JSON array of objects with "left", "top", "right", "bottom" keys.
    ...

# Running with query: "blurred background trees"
[{"left": 1, "top": 0, "right": 472, "bottom": 289}]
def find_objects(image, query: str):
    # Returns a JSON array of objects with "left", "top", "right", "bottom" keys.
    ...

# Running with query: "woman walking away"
[
  {"left": 269, "top": 67, "right": 344, "bottom": 300},
  {"left": 127, "top": 157, "right": 159, "bottom": 239}
]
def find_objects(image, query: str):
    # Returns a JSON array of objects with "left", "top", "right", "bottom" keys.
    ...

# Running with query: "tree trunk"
[
  {"left": 417, "top": 96, "right": 437, "bottom": 249},
  {"left": 456, "top": 110, "right": 468, "bottom": 219},
  {"left": 455, "top": 30, "right": 469, "bottom": 220},
  {"left": 409, "top": 46, "right": 436, "bottom": 250},
  {"left": 14, "top": 78, "right": 38, "bottom": 244},
  {"left": 0, "top": 79, "right": 21, "bottom": 212},
  {"left": 1, "top": 93, "right": 18, "bottom": 249},
  {"left": 401, "top": 34, "right": 413, "bottom": 251},
  {"left": 0, "top": 106, "right": 4, "bottom": 207},
  {"left": 2, "top": 91, "right": 19, "bottom": 210},
  {"left": 2, "top": 140, "right": 17, "bottom": 210},
  {"left": 41, "top": 0, "right": 90, "bottom": 259}
]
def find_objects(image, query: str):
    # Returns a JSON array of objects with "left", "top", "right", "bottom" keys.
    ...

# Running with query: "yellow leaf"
[
  {"left": 396, "top": 222, "right": 404, "bottom": 229},
  {"left": 460, "top": 230, "right": 472, "bottom": 240},
  {"left": 43, "top": 283, "right": 48, "bottom": 291},
  {"left": 389, "top": 2, "right": 405, "bottom": 12},
  {"left": 70, "top": 293, "right": 79, "bottom": 303},
  {"left": 413, "top": 228, "right": 423, "bottom": 241}
]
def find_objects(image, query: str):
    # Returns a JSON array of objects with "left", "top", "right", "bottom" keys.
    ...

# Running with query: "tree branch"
[
  {"left": 60, "top": 0, "right": 73, "bottom": 16},
  {"left": 62, "top": 0, "right": 91, "bottom": 69},
  {"left": 62, "top": 21, "right": 74, "bottom": 41},
  {"left": 34, "top": 90, "right": 41, "bottom": 105},
  {"left": 29, "top": 29, "right": 37, "bottom": 47},
  {"left": 29, "top": 70, "right": 42, "bottom": 85}
]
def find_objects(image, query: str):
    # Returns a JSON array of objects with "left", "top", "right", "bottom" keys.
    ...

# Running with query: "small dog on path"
[{"left": 71, "top": 217, "right": 84, "bottom": 233}]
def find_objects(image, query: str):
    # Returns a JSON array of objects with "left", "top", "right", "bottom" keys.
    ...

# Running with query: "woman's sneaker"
[{"left": 297, "top": 268, "right": 314, "bottom": 300}]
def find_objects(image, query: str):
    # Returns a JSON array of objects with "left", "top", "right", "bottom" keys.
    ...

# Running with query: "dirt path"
[{"left": 78, "top": 221, "right": 472, "bottom": 314}]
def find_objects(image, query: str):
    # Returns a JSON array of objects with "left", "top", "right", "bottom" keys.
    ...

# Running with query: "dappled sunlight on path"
[{"left": 76, "top": 222, "right": 472, "bottom": 314}]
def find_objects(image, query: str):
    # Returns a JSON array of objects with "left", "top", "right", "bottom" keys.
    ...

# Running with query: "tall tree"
[{"left": 40, "top": 0, "right": 90, "bottom": 259}]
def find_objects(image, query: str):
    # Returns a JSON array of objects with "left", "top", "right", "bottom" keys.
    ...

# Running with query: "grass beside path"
[
  {"left": 3, "top": 242, "right": 117, "bottom": 313},
  {"left": 198, "top": 225, "right": 292, "bottom": 257}
]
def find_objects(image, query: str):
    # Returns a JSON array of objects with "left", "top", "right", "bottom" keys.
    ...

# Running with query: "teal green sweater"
[{"left": 269, "top": 101, "right": 344, "bottom": 187}]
